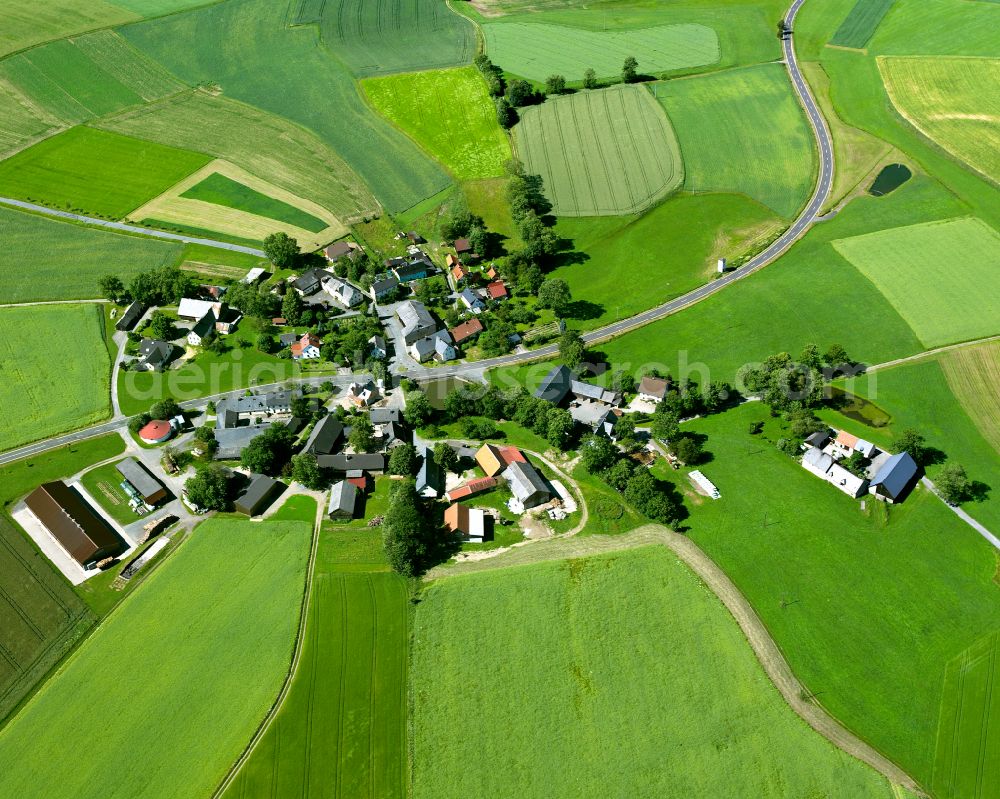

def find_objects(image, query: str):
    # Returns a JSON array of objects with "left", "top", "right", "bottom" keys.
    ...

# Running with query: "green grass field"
[
  {"left": 870, "top": 0, "right": 1000, "bottom": 57},
  {"left": 656, "top": 64, "right": 815, "bottom": 218},
  {"left": 223, "top": 484, "right": 408, "bottom": 799},
  {"left": 879, "top": 56, "right": 1000, "bottom": 185},
  {"left": 832, "top": 217, "right": 1000, "bottom": 347},
  {"left": 180, "top": 171, "right": 329, "bottom": 232},
  {"left": 484, "top": 22, "right": 719, "bottom": 82},
  {"left": 669, "top": 403, "right": 1000, "bottom": 787},
  {"left": 829, "top": 0, "right": 896, "bottom": 48},
  {"left": 310, "top": 0, "right": 474, "bottom": 77},
  {"left": 78, "top": 459, "right": 149, "bottom": 526},
  {"left": 413, "top": 546, "right": 893, "bottom": 798},
  {"left": 0, "top": 127, "right": 210, "bottom": 218},
  {"left": 268, "top": 494, "right": 318, "bottom": 523},
  {"left": 363, "top": 66, "right": 511, "bottom": 180},
  {"left": 515, "top": 84, "right": 682, "bottom": 216},
  {"left": 548, "top": 192, "right": 782, "bottom": 328},
  {"left": 0, "top": 206, "right": 181, "bottom": 303},
  {"left": 939, "top": 339, "right": 1000, "bottom": 455},
  {"left": 121, "top": 0, "right": 453, "bottom": 213},
  {"left": 0, "top": 304, "right": 111, "bottom": 452},
  {"left": 932, "top": 631, "right": 1000, "bottom": 799},
  {"left": 0, "top": 517, "right": 311, "bottom": 798}
]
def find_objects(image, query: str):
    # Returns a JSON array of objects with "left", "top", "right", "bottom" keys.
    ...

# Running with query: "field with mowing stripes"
[
  {"left": 657, "top": 63, "right": 815, "bottom": 218},
  {"left": 515, "top": 84, "right": 682, "bottom": 216},
  {"left": 96, "top": 92, "right": 379, "bottom": 220},
  {"left": 932, "top": 631, "right": 1000, "bottom": 799},
  {"left": 0, "top": 205, "right": 181, "bottom": 303},
  {"left": 223, "top": 485, "right": 408, "bottom": 799},
  {"left": 832, "top": 217, "right": 1000, "bottom": 347},
  {"left": 484, "top": 22, "right": 719, "bottom": 82},
  {"left": 0, "top": 127, "right": 210, "bottom": 219},
  {"left": 363, "top": 66, "right": 511, "bottom": 179},
  {"left": 0, "top": 517, "right": 311, "bottom": 799},
  {"left": 879, "top": 57, "right": 1000, "bottom": 185},
  {"left": 829, "top": 0, "right": 896, "bottom": 49},
  {"left": 307, "top": 0, "right": 475, "bottom": 77},
  {"left": 413, "top": 546, "right": 894, "bottom": 798},
  {"left": 939, "top": 340, "right": 1000, "bottom": 454},
  {"left": 0, "top": 304, "right": 111, "bottom": 452}
]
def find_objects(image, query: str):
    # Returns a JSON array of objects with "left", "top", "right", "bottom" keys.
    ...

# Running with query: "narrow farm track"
[
  {"left": 427, "top": 525, "right": 924, "bottom": 795},
  {"left": 0, "top": 196, "right": 266, "bottom": 256}
]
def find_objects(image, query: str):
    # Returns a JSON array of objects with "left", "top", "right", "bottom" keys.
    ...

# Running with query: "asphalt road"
[
  {"left": 0, "top": 196, "right": 266, "bottom": 256},
  {"left": 0, "top": 0, "right": 832, "bottom": 464}
]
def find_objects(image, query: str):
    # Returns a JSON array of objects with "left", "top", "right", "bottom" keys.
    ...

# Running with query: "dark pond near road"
[{"left": 869, "top": 163, "right": 911, "bottom": 196}]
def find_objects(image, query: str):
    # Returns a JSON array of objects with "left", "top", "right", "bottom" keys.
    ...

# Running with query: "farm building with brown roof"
[
  {"left": 24, "top": 481, "right": 124, "bottom": 569},
  {"left": 475, "top": 444, "right": 527, "bottom": 477}
]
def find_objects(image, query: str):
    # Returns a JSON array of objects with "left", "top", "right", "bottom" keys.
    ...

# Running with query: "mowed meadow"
[
  {"left": 0, "top": 518, "right": 312, "bottom": 799},
  {"left": 412, "top": 546, "right": 894, "bottom": 798}
]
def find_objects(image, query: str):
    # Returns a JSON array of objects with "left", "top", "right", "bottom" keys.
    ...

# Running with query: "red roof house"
[
  {"left": 446, "top": 476, "right": 497, "bottom": 502},
  {"left": 454, "top": 238, "right": 472, "bottom": 254},
  {"left": 290, "top": 333, "right": 322, "bottom": 360},
  {"left": 486, "top": 280, "right": 508, "bottom": 300},
  {"left": 449, "top": 318, "right": 484, "bottom": 345}
]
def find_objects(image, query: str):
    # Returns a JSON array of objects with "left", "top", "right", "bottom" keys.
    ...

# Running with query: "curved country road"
[
  {"left": 426, "top": 526, "right": 924, "bottom": 794},
  {"left": 0, "top": 196, "right": 266, "bottom": 257},
  {"left": 0, "top": 0, "right": 832, "bottom": 462}
]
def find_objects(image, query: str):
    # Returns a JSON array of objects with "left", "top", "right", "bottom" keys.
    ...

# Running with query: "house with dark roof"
[
  {"left": 370, "top": 408, "right": 401, "bottom": 425},
  {"left": 235, "top": 474, "right": 285, "bottom": 516},
  {"left": 116, "top": 301, "right": 145, "bottom": 332},
  {"left": 137, "top": 338, "right": 173, "bottom": 372},
  {"left": 395, "top": 300, "right": 437, "bottom": 345},
  {"left": 415, "top": 444, "right": 444, "bottom": 498},
  {"left": 534, "top": 364, "right": 574, "bottom": 405},
  {"left": 214, "top": 425, "right": 273, "bottom": 460},
  {"left": 869, "top": 452, "right": 919, "bottom": 503},
  {"left": 454, "top": 238, "right": 472, "bottom": 255},
  {"left": 502, "top": 461, "right": 551, "bottom": 510},
  {"left": 303, "top": 415, "right": 344, "bottom": 456},
  {"left": 327, "top": 480, "right": 359, "bottom": 520},
  {"left": 115, "top": 458, "right": 166, "bottom": 505},
  {"left": 570, "top": 379, "right": 621, "bottom": 406},
  {"left": 317, "top": 453, "right": 386, "bottom": 473},
  {"left": 389, "top": 253, "right": 435, "bottom": 283},
  {"left": 570, "top": 403, "right": 618, "bottom": 438},
  {"left": 24, "top": 481, "right": 123, "bottom": 569},
  {"left": 292, "top": 268, "right": 332, "bottom": 296},
  {"left": 369, "top": 275, "right": 400, "bottom": 302}
]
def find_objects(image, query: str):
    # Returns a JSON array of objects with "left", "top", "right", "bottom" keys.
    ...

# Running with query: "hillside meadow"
[
  {"left": 938, "top": 339, "right": 1000, "bottom": 454},
  {"left": 413, "top": 546, "right": 893, "bottom": 798},
  {"left": 0, "top": 206, "right": 181, "bottom": 303},
  {"left": 0, "top": 517, "right": 311, "bottom": 799},
  {"left": 363, "top": 66, "right": 511, "bottom": 180},
  {"left": 515, "top": 84, "right": 683, "bottom": 216},
  {"left": 0, "top": 304, "right": 111, "bottom": 452}
]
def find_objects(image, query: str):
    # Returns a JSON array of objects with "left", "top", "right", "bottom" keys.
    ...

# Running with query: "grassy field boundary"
[
  {"left": 829, "top": 0, "right": 896, "bottom": 49},
  {"left": 428, "top": 524, "right": 920, "bottom": 791}
]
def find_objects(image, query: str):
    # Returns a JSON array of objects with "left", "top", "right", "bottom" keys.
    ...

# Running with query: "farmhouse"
[
  {"left": 303, "top": 415, "right": 344, "bottom": 456},
  {"left": 459, "top": 288, "right": 485, "bottom": 314},
  {"left": 486, "top": 280, "right": 509, "bottom": 301},
  {"left": 115, "top": 458, "right": 166, "bottom": 505},
  {"left": 446, "top": 476, "right": 497, "bottom": 502},
  {"left": 503, "top": 460, "right": 551, "bottom": 510},
  {"left": 137, "top": 338, "right": 172, "bottom": 372},
  {"left": 476, "top": 443, "right": 527, "bottom": 477},
  {"left": 217, "top": 390, "right": 296, "bottom": 426},
  {"left": 327, "top": 480, "right": 359, "bottom": 520},
  {"left": 534, "top": 364, "right": 574, "bottom": 405},
  {"left": 290, "top": 333, "right": 322, "bottom": 360},
  {"left": 325, "top": 240, "right": 362, "bottom": 262},
  {"left": 180, "top": 300, "right": 240, "bottom": 346},
  {"left": 449, "top": 318, "right": 483, "bottom": 346},
  {"left": 214, "top": 425, "right": 273, "bottom": 460},
  {"left": 291, "top": 268, "right": 332, "bottom": 296},
  {"left": 24, "top": 481, "right": 123, "bottom": 569},
  {"left": 801, "top": 447, "right": 869, "bottom": 498},
  {"left": 323, "top": 276, "right": 364, "bottom": 308},
  {"left": 571, "top": 402, "right": 618, "bottom": 438},
  {"left": 390, "top": 254, "right": 435, "bottom": 283},
  {"left": 571, "top": 379, "right": 621, "bottom": 406},
  {"left": 235, "top": 474, "right": 284, "bottom": 516},
  {"left": 369, "top": 276, "right": 400, "bottom": 302},
  {"left": 347, "top": 380, "right": 381, "bottom": 408},
  {"left": 410, "top": 330, "right": 456, "bottom": 363},
  {"left": 396, "top": 300, "right": 437, "bottom": 345},
  {"left": 869, "top": 452, "right": 919, "bottom": 503},
  {"left": 318, "top": 453, "right": 386, "bottom": 474},
  {"left": 443, "top": 503, "right": 492, "bottom": 543},
  {"left": 454, "top": 238, "right": 473, "bottom": 255},
  {"left": 638, "top": 376, "right": 670, "bottom": 403},
  {"left": 138, "top": 419, "right": 174, "bottom": 445}
]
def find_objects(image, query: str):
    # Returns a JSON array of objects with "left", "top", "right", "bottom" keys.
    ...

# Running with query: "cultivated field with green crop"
[
  {"left": 670, "top": 403, "right": 1000, "bottom": 787},
  {"left": 832, "top": 217, "right": 1000, "bottom": 347},
  {"left": 121, "top": 0, "right": 452, "bottom": 212},
  {"left": 879, "top": 56, "right": 1000, "bottom": 185},
  {"left": 869, "top": 0, "right": 1000, "bottom": 57},
  {"left": 96, "top": 92, "right": 379, "bottom": 220},
  {"left": 0, "top": 517, "right": 311, "bottom": 799},
  {"left": 223, "top": 484, "right": 408, "bottom": 799},
  {"left": 484, "top": 22, "right": 718, "bottom": 82},
  {"left": 413, "top": 546, "right": 893, "bottom": 798},
  {"left": 939, "top": 339, "right": 1000, "bottom": 455},
  {"left": 657, "top": 63, "right": 816, "bottom": 218},
  {"left": 306, "top": 0, "right": 475, "bottom": 77},
  {"left": 180, "top": 171, "right": 329, "bottom": 233},
  {"left": 0, "top": 206, "right": 181, "bottom": 303},
  {"left": 0, "top": 304, "right": 111, "bottom": 452},
  {"left": 829, "top": 0, "right": 896, "bottom": 49},
  {"left": 0, "top": 127, "right": 210, "bottom": 218},
  {"left": 515, "top": 84, "right": 682, "bottom": 216},
  {"left": 931, "top": 631, "right": 1000, "bottom": 799},
  {"left": 364, "top": 66, "right": 511, "bottom": 180}
]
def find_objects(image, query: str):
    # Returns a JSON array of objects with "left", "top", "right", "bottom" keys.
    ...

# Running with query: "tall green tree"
[
  {"left": 537, "top": 278, "right": 572, "bottom": 316},
  {"left": 382, "top": 480, "right": 429, "bottom": 577},
  {"left": 349, "top": 416, "right": 376, "bottom": 453},
  {"left": 622, "top": 56, "right": 639, "bottom": 83},
  {"left": 545, "top": 74, "right": 566, "bottom": 95},
  {"left": 936, "top": 462, "right": 970, "bottom": 504},
  {"left": 99, "top": 275, "right": 128, "bottom": 304},
  {"left": 263, "top": 232, "right": 299, "bottom": 268},
  {"left": 185, "top": 465, "right": 230, "bottom": 511},
  {"left": 583, "top": 68, "right": 598, "bottom": 89},
  {"left": 893, "top": 428, "right": 926, "bottom": 464},
  {"left": 291, "top": 453, "right": 325, "bottom": 489},
  {"left": 559, "top": 328, "right": 587, "bottom": 370}
]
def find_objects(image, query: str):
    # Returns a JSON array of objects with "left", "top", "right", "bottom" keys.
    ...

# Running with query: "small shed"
[
  {"left": 235, "top": 474, "right": 285, "bottom": 516},
  {"left": 328, "top": 480, "right": 359, "bottom": 520}
]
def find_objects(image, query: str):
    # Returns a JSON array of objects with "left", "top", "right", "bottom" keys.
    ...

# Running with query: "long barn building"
[{"left": 24, "top": 481, "right": 124, "bottom": 569}]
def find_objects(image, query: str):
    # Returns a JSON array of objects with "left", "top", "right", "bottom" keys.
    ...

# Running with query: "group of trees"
[
  {"left": 184, "top": 465, "right": 230, "bottom": 511},
  {"left": 474, "top": 54, "right": 522, "bottom": 130},
  {"left": 580, "top": 435, "right": 683, "bottom": 524},
  {"left": 240, "top": 424, "right": 296, "bottom": 476},
  {"left": 382, "top": 479, "right": 435, "bottom": 576},
  {"left": 99, "top": 265, "right": 195, "bottom": 308},
  {"left": 740, "top": 344, "right": 853, "bottom": 413},
  {"left": 262, "top": 233, "right": 300, "bottom": 269},
  {"left": 128, "top": 398, "right": 182, "bottom": 434}
]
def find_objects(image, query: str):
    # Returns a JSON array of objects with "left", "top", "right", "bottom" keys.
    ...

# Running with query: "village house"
[
  {"left": 395, "top": 300, "right": 438, "bottom": 345},
  {"left": 317, "top": 453, "right": 386, "bottom": 474},
  {"left": 801, "top": 447, "right": 869, "bottom": 498},
  {"left": 116, "top": 300, "right": 144, "bottom": 332},
  {"left": 291, "top": 268, "right": 332, "bottom": 296},
  {"left": 449, "top": 259, "right": 469, "bottom": 284},
  {"left": 368, "top": 335, "right": 387, "bottom": 360},
  {"left": 235, "top": 474, "right": 285, "bottom": 517},
  {"left": 323, "top": 275, "right": 364, "bottom": 308},
  {"left": 571, "top": 379, "right": 621, "bottom": 407},
  {"left": 347, "top": 380, "right": 381, "bottom": 408},
  {"left": 369, "top": 275, "right": 400, "bottom": 303},
  {"left": 242, "top": 267, "right": 267, "bottom": 284},
  {"left": 571, "top": 402, "right": 619, "bottom": 438},
  {"left": 459, "top": 288, "right": 485, "bottom": 314},
  {"left": 454, "top": 238, "right": 473, "bottom": 255},
  {"left": 503, "top": 460, "right": 551, "bottom": 510},
  {"left": 179, "top": 299, "right": 241, "bottom": 346},
  {"left": 303, "top": 415, "right": 344, "bottom": 457},
  {"left": 444, "top": 503, "right": 492, "bottom": 543},
  {"left": 290, "top": 333, "right": 322, "bottom": 360},
  {"left": 534, "top": 364, "right": 574, "bottom": 405},
  {"left": 410, "top": 330, "right": 456, "bottom": 363},
  {"left": 388, "top": 252, "right": 435, "bottom": 283},
  {"left": 637, "top": 376, "right": 670, "bottom": 404},
  {"left": 476, "top": 443, "right": 527, "bottom": 478},
  {"left": 324, "top": 239, "right": 362, "bottom": 263},
  {"left": 486, "top": 280, "right": 509, "bottom": 301},
  {"left": 415, "top": 444, "right": 445, "bottom": 498},
  {"left": 869, "top": 452, "right": 919, "bottom": 503},
  {"left": 137, "top": 338, "right": 172, "bottom": 372},
  {"left": 449, "top": 318, "right": 483, "bottom": 347}
]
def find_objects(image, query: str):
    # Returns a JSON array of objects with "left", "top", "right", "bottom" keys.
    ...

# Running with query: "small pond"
[
  {"left": 868, "top": 163, "right": 911, "bottom": 196},
  {"left": 826, "top": 386, "right": 892, "bottom": 427}
]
